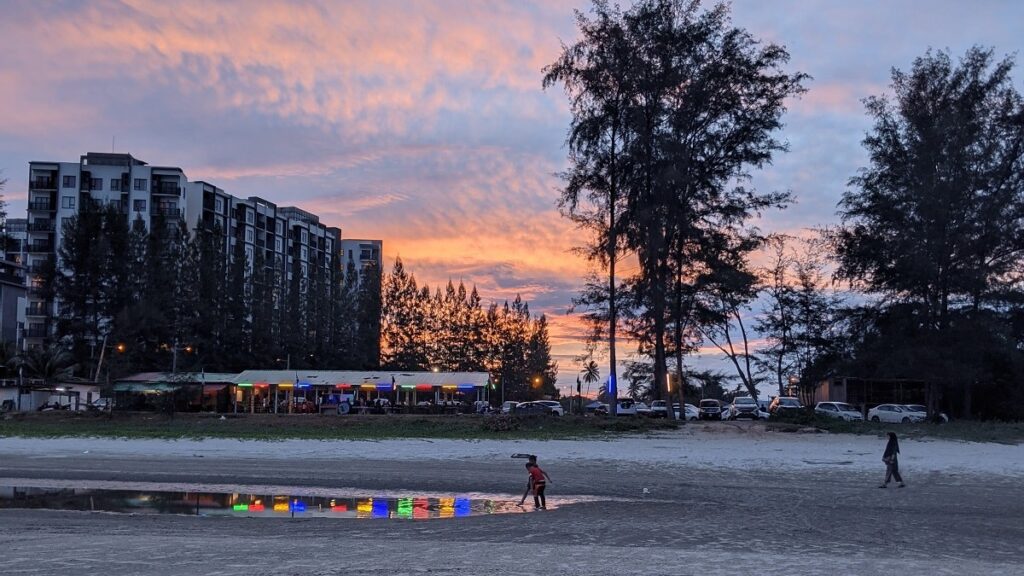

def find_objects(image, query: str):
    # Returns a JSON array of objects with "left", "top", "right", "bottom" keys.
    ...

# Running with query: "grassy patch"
[
  {"left": 0, "top": 411, "right": 680, "bottom": 441},
  {"left": 767, "top": 413, "right": 1024, "bottom": 444}
]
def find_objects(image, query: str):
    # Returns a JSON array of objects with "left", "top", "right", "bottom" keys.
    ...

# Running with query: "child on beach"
[{"left": 525, "top": 456, "right": 552, "bottom": 509}]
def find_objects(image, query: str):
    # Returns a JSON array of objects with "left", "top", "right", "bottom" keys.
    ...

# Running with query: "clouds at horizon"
[{"left": 2, "top": 0, "right": 1023, "bottom": 393}]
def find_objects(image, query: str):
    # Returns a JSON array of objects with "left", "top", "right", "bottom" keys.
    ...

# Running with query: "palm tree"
[
  {"left": 581, "top": 360, "right": 600, "bottom": 412},
  {"left": 17, "top": 344, "right": 77, "bottom": 386}
]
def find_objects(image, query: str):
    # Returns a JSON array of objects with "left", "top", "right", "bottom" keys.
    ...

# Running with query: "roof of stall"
[
  {"left": 118, "top": 372, "right": 241, "bottom": 384},
  {"left": 232, "top": 370, "right": 489, "bottom": 387}
]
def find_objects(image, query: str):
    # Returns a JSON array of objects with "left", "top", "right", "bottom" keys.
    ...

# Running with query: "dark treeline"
[
  {"left": 45, "top": 208, "right": 381, "bottom": 379},
  {"left": 381, "top": 258, "right": 558, "bottom": 401},
  {"left": 550, "top": 1, "right": 1024, "bottom": 419}
]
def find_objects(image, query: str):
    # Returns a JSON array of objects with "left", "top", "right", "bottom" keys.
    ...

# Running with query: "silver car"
[
  {"left": 814, "top": 401, "right": 864, "bottom": 421},
  {"left": 868, "top": 404, "right": 925, "bottom": 423}
]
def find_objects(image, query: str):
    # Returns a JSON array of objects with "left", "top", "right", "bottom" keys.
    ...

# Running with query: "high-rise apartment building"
[
  {"left": 340, "top": 239, "right": 383, "bottom": 282},
  {"left": 24, "top": 152, "right": 382, "bottom": 349}
]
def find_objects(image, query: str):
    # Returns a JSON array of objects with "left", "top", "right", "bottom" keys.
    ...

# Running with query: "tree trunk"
[
  {"left": 673, "top": 249, "right": 687, "bottom": 420},
  {"left": 607, "top": 125, "right": 619, "bottom": 417}
]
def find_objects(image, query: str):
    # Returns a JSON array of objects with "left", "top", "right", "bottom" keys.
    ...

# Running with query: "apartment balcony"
[
  {"left": 151, "top": 183, "right": 182, "bottom": 196},
  {"left": 29, "top": 262, "right": 51, "bottom": 274},
  {"left": 153, "top": 207, "right": 182, "bottom": 219},
  {"left": 28, "top": 220, "right": 55, "bottom": 232},
  {"left": 26, "top": 302, "right": 50, "bottom": 316},
  {"left": 28, "top": 200, "right": 54, "bottom": 211},
  {"left": 24, "top": 327, "right": 50, "bottom": 339},
  {"left": 29, "top": 179, "right": 57, "bottom": 191},
  {"left": 0, "top": 269, "right": 24, "bottom": 285},
  {"left": 28, "top": 242, "right": 54, "bottom": 253}
]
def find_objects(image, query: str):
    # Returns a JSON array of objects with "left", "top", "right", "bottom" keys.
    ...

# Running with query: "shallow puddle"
[{"left": 0, "top": 486, "right": 541, "bottom": 519}]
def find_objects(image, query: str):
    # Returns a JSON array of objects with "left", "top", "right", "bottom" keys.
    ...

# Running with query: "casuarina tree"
[
  {"left": 547, "top": 0, "right": 806, "bottom": 406},
  {"left": 833, "top": 47, "right": 1024, "bottom": 415}
]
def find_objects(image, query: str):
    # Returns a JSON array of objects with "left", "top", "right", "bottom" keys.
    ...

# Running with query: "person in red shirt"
[{"left": 526, "top": 456, "right": 552, "bottom": 509}]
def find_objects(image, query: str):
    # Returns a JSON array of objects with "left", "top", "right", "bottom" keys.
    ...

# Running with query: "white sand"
[{"left": 3, "top": 426, "right": 1021, "bottom": 476}]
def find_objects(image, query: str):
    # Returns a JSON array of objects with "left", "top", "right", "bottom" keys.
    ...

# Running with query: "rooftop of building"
[{"left": 80, "top": 152, "right": 148, "bottom": 167}]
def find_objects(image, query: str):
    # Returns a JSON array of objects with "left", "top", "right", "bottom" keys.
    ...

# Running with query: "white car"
[
  {"left": 615, "top": 399, "right": 638, "bottom": 416},
  {"left": 728, "top": 396, "right": 760, "bottom": 420},
  {"left": 500, "top": 401, "right": 518, "bottom": 414},
  {"left": 649, "top": 400, "right": 670, "bottom": 418},
  {"left": 868, "top": 404, "right": 925, "bottom": 424},
  {"left": 672, "top": 403, "right": 699, "bottom": 420},
  {"left": 815, "top": 402, "right": 864, "bottom": 421},
  {"left": 634, "top": 402, "right": 651, "bottom": 417},
  {"left": 901, "top": 404, "right": 949, "bottom": 423},
  {"left": 534, "top": 400, "right": 564, "bottom": 416}
]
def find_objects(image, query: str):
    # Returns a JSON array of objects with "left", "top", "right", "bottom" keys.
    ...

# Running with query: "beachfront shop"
[
  {"left": 113, "top": 372, "right": 239, "bottom": 412},
  {"left": 112, "top": 370, "right": 491, "bottom": 414},
  {"left": 228, "top": 370, "right": 491, "bottom": 414}
]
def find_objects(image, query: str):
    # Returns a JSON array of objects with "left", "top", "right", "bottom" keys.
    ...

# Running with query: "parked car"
[
  {"left": 85, "top": 398, "right": 114, "bottom": 412},
  {"left": 501, "top": 401, "right": 518, "bottom": 414},
  {"left": 672, "top": 403, "right": 699, "bottom": 420},
  {"left": 615, "top": 399, "right": 638, "bottom": 416},
  {"left": 814, "top": 401, "right": 864, "bottom": 421},
  {"left": 634, "top": 402, "right": 652, "bottom": 417},
  {"left": 513, "top": 402, "right": 555, "bottom": 416},
  {"left": 769, "top": 396, "right": 803, "bottom": 416},
  {"left": 649, "top": 400, "right": 670, "bottom": 418},
  {"left": 534, "top": 400, "right": 564, "bottom": 416},
  {"left": 868, "top": 404, "right": 925, "bottom": 423},
  {"left": 698, "top": 399, "right": 723, "bottom": 420},
  {"left": 901, "top": 404, "right": 949, "bottom": 423},
  {"left": 728, "top": 396, "right": 760, "bottom": 420}
]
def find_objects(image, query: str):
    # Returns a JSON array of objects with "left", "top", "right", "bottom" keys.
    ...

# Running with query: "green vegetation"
[{"left": 0, "top": 412, "right": 679, "bottom": 441}]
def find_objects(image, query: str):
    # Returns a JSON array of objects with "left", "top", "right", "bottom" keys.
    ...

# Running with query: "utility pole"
[{"left": 93, "top": 335, "right": 108, "bottom": 383}]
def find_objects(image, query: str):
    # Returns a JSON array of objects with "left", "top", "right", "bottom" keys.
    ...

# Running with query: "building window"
[
  {"left": 134, "top": 178, "right": 147, "bottom": 191},
  {"left": 246, "top": 210, "right": 254, "bottom": 224},
  {"left": 300, "top": 246, "right": 308, "bottom": 261},
  {"left": 215, "top": 215, "right": 224, "bottom": 230},
  {"left": 62, "top": 175, "right": 76, "bottom": 188},
  {"left": 326, "top": 239, "right": 332, "bottom": 251},
  {"left": 245, "top": 228, "right": 254, "bottom": 243},
  {"left": 61, "top": 217, "right": 72, "bottom": 229},
  {"left": 215, "top": 197, "right": 223, "bottom": 213},
  {"left": 61, "top": 196, "right": 76, "bottom": 209},
  {"left": 90, "top": 178, "right": 103, "bottom": 191},
  {"left": 110, "top": 179, "right": 121, "bottom": 191},
  {"left": 275, "top": 238, "right": 282, "bottom": 252},
  {"left": 133, "top": 199, "right": 147, "bottom": 212},
  {"left": 276, "top": 221, "right": 283, "bottom": 235}
]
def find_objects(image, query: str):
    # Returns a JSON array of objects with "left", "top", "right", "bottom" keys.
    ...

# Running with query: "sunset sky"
[{"left": 2, "top": 0, "right": 1023, "bottom": 395}]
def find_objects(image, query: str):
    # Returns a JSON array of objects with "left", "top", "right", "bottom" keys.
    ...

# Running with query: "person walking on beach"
[
  {"left": 526, "top": 456, "right": 552, "bottom": 509},
  {"left": 879, "top": 432, "right": 905, "bottom": 488}
]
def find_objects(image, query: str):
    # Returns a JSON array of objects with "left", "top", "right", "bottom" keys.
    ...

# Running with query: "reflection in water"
[{"left": 0, "top": 486, "right": 532, "bottom": 519}]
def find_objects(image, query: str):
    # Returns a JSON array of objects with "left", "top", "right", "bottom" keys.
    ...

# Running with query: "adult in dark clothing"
[{"left": 879, "top": 432, "right": 905, "bottom": 488}]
